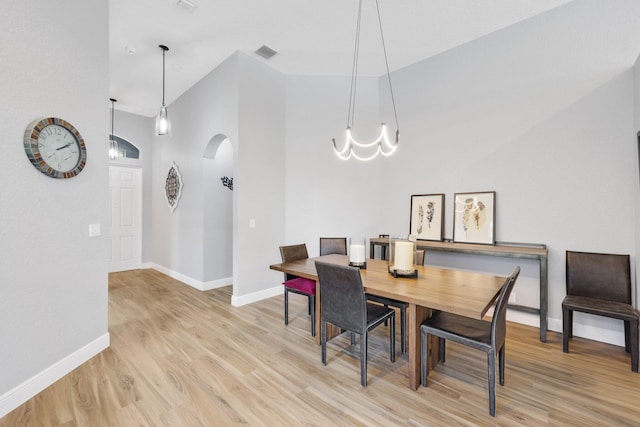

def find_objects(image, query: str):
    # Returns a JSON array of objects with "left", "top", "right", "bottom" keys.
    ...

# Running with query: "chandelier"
[{"left": 332, "top": 0, "right": 400, "bottom": 161}]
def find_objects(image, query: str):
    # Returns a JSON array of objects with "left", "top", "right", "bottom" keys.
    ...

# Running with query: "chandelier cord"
[
  {"left": 111, "top": 99, "right": 115, "bottom": 137},
  {"left": 375, "top": 0, "right": 399, "bottom": 131},
  {"left": 347, "top": 0, "right": 363, "bottom": 129},
  {"left": 162, "top": 48, "right": 166, "bottom": 106}
]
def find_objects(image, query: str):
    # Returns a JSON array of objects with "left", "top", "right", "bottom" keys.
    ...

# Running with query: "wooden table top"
[{"left": 270, "top": 254, "right": 507, "bottom": 319}]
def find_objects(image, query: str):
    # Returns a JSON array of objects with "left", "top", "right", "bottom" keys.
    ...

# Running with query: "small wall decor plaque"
[
  {"left": 453, "top": 191, "right": 496, "bottom": 244},
  {"left": 165, "top": 161, "right": 183, "bottom": 213},
  {"left": 221, "top": 176, "right": 233, "bottom": 190}
]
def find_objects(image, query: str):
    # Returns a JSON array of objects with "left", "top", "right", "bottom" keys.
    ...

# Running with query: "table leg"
[{"left": 407, "top": 304, "right": 436, "bottom": 390}]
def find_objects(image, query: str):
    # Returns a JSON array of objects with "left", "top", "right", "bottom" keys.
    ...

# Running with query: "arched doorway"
[{"left": 203, "top": 134, "right": 234, "bottom": 289}]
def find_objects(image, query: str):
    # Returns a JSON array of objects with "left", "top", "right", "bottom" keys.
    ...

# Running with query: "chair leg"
[
  {"left": 439, "top": 337, "right": 446, "bottom": 363},
  {"left": 562, "top": 307, "right": 571, "bottom": 353},
  {"left": 351, "top": 331, "right": 356, "bottom": 346},
  {"left": 630, "top": 319, "right": 639, "bottom": 373},
  {"left": 284, "top": 288, "right": 289, "bottom": 325},
  {"left": 321, "top": 321, "right": 327, "bottom": 365},
  {"left": 488, "top": 350, "right": 496, "bottom": 417},
  {"left": 310, "top": 295, "right": 316, "bottom": 337},
  {"left": 624, "top": 321, "right": 631, "bottom": 353},
  {"left": 498, "top": 345, "right": 505, "bottom": 386},
  {"left": 400, "top": 306, "right": 406, "bottom": 354},
  {"left": 361, "top": 332, "right": 368, "bottom": 387},
  {"left": 390, "top": 312, "right": 396, "bottom": 363},
  {"left": 307, "top": 296, "right": 312, "bottom": 315},
  {"left": 421, "top": 328, "right": 429, "bottom": 387}
]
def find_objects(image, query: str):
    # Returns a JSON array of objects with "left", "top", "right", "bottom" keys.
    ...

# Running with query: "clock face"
[{"left": 24, "top": 117, "right": 87, "bottom": 178}]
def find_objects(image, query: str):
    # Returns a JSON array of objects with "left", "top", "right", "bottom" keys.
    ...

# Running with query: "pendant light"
[
  {"left": 155, "top": 44, "right": 172, "bottom": 136},
  {"left": 109, "top": 98, "right": 118, "bottom": 159},
  {"left": 332, "top": 0, "right": 400, "bottom": 161}
]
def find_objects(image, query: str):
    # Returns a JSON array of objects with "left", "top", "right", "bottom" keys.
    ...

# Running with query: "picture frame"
[
  {"left": 453, "top": 191, "right": 496, "bottom": 245},
  {"left": 409, "top": 194, "right": 445, "bottom": 241}
]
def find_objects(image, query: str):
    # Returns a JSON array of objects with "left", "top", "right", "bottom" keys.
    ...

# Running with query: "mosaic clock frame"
[{"left": 23, "top": 117, "right": 87, "bottom": 179}]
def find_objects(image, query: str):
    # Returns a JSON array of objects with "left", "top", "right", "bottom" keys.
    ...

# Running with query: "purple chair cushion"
[{"left": 283, "top": 277, "right": 316, "bottom": 295}]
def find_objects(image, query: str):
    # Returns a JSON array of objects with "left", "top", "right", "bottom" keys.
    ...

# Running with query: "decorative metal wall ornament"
[
  {"left": 221, "top": 176, "right": 233, "bottom": 191},
  {"left": 165, "top": 161, "right": 183, "bottom": 213}
]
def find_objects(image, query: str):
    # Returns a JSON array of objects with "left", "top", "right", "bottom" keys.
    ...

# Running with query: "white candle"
[
  {"left": 394, "top": 241, "right": 414, "bottom": 271},
  {"left": 349, "top": 244, "right": 366, "bottom": 263}
]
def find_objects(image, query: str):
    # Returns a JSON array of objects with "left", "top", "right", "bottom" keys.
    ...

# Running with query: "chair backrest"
[
  {"left": 415, "top": 249, "right": 425, "bottom": 266},
  {"left": 319, "top": 237, "right": 347, "bottom": 256},
  {"left": 566, "top": 251, "right": 631, "bottom": 304},
  {"left": 280, "top": 244, "right": 309, "bottom": 281},
  {"left": 315, "top": 261, "right": 367, "bottom": 334},
  {"left": 491, "top": 266, "right": 520, "bottom": 349}
]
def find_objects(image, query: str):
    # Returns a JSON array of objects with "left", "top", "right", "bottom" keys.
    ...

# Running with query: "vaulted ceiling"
[{"left": 112, "top": 0, "right": 636, "bottom": 117}]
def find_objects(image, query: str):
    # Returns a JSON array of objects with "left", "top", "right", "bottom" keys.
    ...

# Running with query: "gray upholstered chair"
[
  {"left": 315, "top": 261, "right": 395, "bottom": 387},
  {"left": 421, "top": 266, "right": 520, "bottom": 417},
  {"left": 366, "top": 249, "right": 425, "bottom": 354},
  {"left": 319, "top": 237, "right": 347, "bottom": 256},
  {"left": 279, "top": 244, "right": 316, "bottom": 336},
  {"left": 563, "top": 251, "right": 639, "bottom": 372}
]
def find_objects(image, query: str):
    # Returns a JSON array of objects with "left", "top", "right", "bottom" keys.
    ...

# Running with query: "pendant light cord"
[
  {"left": 375, "top": 0, "right": 399, "bottom": 131},
  {"left": 346, "top": 0, "right": 399, "bottom": 131},
  {"left": 162, "top": 47, "right": 166, "bottom": 106}
]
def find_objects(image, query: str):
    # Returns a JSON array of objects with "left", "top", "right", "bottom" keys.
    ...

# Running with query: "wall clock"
[{"left": 23, "top": 117, "right": 87, "bottom": 178}]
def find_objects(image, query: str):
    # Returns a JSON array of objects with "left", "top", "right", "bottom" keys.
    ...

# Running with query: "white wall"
[
  {"left": 284, "top": 75, "right": 386, "bottom": 257},
  {"left": 234, "top": 53, "right": 287, "bottom": 301},
  {"left": 634, "top": 55, "right": 640, "bottom": 309},
  {"left": 151, "top": 53, "right": 239, "bottom": 285},
  {"left": 0, "top": 0, "right": 109, "bottom": 416}
]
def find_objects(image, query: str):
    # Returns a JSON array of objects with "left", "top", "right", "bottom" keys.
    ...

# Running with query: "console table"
[{"left": 369, "top": 237, "right": 548, "bottom": 342}]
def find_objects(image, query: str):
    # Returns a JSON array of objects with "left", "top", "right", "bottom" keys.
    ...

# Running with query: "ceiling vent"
[
  {"left": 255, "top": 45, "right": 278, "bottom": 60},
  {"left": 176, "top": 0, "right": 197, "bottom": 13}
]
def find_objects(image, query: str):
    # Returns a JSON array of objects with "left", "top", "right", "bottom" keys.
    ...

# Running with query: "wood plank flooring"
[{"left": 2, "top": 268, "right": 640, "bottom": 426}]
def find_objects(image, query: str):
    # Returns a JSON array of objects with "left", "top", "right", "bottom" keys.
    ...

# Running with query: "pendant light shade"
[
  {"left": 331, "top": 0, "right": 400, "bottom": 161},
  {"left": 109, "top": 98, "right": 118, "bottom": 159},
  {"left": 155, "top": 44, "right": 172, "bottom": 136}
]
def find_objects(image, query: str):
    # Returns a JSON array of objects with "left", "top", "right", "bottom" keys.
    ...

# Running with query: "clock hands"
[{"left": 56, "top": 143, "right": 72, "bottom": 151}]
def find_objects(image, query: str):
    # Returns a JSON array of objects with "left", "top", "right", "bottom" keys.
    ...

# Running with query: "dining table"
[{"left": 270, "top": 254, "right": 508, "bottom": 390}]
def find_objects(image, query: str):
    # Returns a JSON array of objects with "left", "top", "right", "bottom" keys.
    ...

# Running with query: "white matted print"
[
  {"left": 453, "top": 191, "right": 495, "bottom": 245},
  {"left": 410, "top": 194, "right": 444, "bottom": 241}
]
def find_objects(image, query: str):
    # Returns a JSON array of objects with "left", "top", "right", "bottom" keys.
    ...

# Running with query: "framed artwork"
[
  {"left": 165, "top": 161, "right": 183, "bottom": 213},
  {"left": 453, "top": 191, "right": 496, "bottom": 245},
  {"left": 409, "top": 194, "right": 445, "bottom": 241}
]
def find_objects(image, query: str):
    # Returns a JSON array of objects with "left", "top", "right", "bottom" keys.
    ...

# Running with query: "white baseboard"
[
  {"left": 547, "top": 317, "right": 625, "bottom": 347},
  {"left": 0, "top": 333, "right": 110, "bottom": 418},
  {"left": 144, "top": 263, "right": 231, "bottom": 292},
  {"left": 232, "top": 285, "right": 282, "bottom": 307}
]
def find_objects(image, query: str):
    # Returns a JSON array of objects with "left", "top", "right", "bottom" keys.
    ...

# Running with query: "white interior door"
[{"left": 109, "top": 166, "right": 142, "bottom": 272}]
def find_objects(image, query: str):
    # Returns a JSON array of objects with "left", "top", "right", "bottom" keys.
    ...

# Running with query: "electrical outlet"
[{"left": 508, "top": 292, "right": 516, "bottom": 304}]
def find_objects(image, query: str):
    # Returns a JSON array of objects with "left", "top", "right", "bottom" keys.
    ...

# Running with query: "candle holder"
[
  {"left": 349, "top": 237, "right": 367, "bottom": 269},
  {"left": 388, "top": 235, "right": 418, "bottom": 278}
]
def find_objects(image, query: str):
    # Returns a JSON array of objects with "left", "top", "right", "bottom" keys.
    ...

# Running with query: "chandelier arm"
[{"left": 375, "top": 0, "right": 399, "bottom": 131}]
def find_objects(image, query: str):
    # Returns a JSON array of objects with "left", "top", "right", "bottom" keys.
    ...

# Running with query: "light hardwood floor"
[{"left": 2, "top": 269, "right": 640, "bottom": 426}]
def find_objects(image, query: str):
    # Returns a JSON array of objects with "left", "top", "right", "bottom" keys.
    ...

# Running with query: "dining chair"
[
  {"left": 420, "top": 266, "right": 520, "bottom": 417},
  {"left": 319, "top": 237, "right": 347, "bottom": 256},
  {"left": 563, "top": 251, "right": 639, "bottom": 372},
  {"left": 279, "top": 244, "right": 316, "bottom": 336},
  {"left": 366, "top": 249, "right": 426, "bottom": 354},
  {"left": 315, "top": 261, "right": 395, "bottom": 387}
]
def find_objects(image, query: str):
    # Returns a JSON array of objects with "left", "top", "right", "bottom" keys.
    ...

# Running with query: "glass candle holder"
[
  {"left": 349, "top": 237, "right": 367, "bottom": 269},
  {"left": 388, "top": 235, "right": 417, "bottom": 277}
]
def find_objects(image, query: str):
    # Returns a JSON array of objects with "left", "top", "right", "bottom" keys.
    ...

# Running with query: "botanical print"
[
  {"left": 410, "top": 194, "right": 444, "bottom": 241},
  {"left": 454, "top": 192, "right": 495, "bottom": 244}
]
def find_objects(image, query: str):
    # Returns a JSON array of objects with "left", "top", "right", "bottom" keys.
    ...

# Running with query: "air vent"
[
  {"left": 176, "top": 0, "right": 197, "bottom": 12},
  {"left": 255, "top": 45, "right": 277, "bottom": 60}
]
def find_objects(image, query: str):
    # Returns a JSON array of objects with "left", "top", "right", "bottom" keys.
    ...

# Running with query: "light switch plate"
[{"left": 89, "top": 223, "right": 101, "bottom": 237}]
